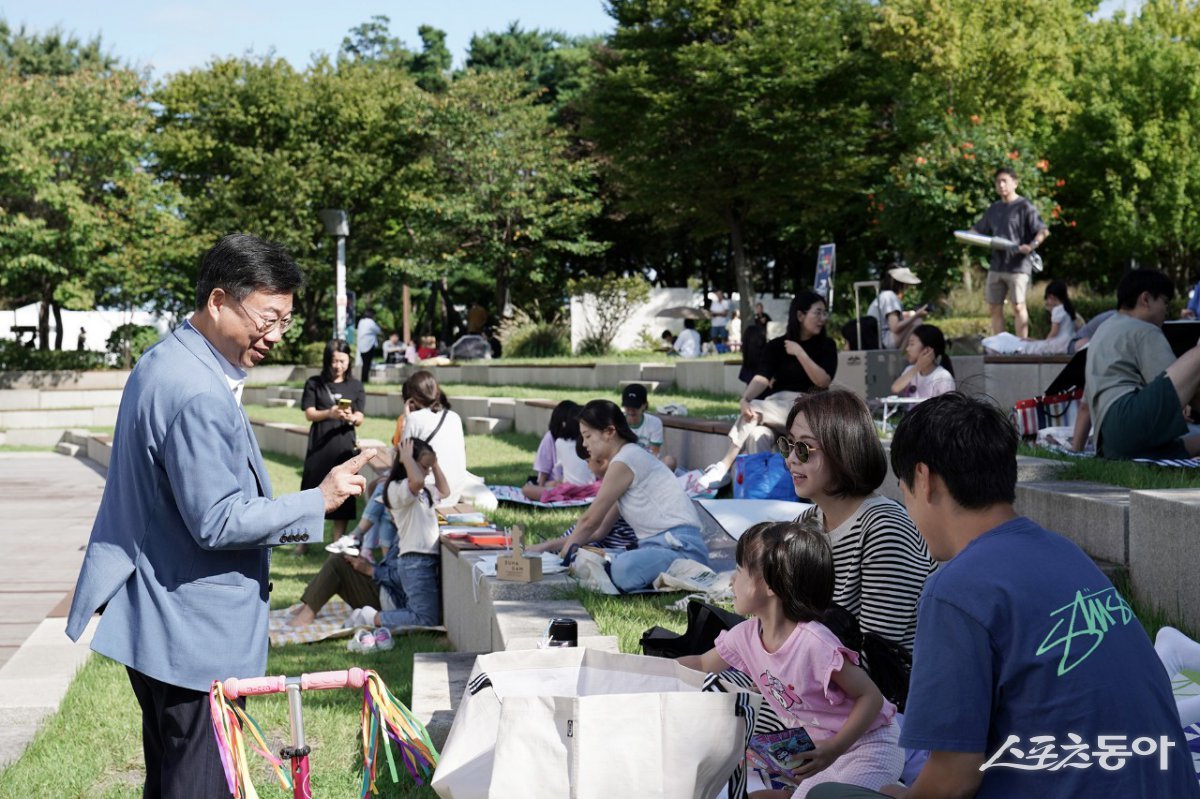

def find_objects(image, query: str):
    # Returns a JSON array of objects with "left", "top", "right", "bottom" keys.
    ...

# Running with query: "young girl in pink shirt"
[{"left": 679, "top": 520, "right": 902, "bottom": 797}]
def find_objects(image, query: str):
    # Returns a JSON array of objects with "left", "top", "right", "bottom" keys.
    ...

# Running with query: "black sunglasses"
[{"left": 776, "top": 437, "right": 821, "bottom": 463}]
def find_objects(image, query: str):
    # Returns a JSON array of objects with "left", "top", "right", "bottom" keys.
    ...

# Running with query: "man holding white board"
[{"left": 970, "top": 167, "right": 1049, "bottom": 338}]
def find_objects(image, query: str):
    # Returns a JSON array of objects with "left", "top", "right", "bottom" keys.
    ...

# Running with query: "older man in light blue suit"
[{"left": 67, "top": 234, "right": 373, "bottom": 797}]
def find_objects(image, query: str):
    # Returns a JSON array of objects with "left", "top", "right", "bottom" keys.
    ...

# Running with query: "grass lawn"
[{"left": 1020, "top": 444, "right": 1200, "bottom": 490}]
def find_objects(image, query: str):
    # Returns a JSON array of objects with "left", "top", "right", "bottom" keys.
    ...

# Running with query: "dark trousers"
[
  {"left": 300, "top": 553, "right": 382, "bottom": 611},
  {"left": 127, "top": 666, "right": 242, "bottom": 798},
  {"left": 360, "top": 346, "right": 380, "bottom": 383}
]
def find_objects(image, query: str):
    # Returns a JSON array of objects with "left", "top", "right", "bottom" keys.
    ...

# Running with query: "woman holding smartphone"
[{"left": 299, "top": 338, "right": 366, "bottom": 553}]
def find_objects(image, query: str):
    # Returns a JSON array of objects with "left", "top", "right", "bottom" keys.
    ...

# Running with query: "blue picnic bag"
[{"left": 731, "top": 452, "right": 795, "bottom": 500}]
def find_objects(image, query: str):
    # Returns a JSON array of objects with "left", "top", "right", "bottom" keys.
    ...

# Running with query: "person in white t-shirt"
[
  {"left": 673, "top": 319, "right": 701, "bottom": 358},
  {"left": 891, "top": 324, "right": 956, "bottom": 400},
  {"left": 620, "top": 383, "right": 676, "bottom": 471},
  {"left": 866, "top": 267, "right": 928, "bottom": 350},
  {"left": 1021, "top": 280, "right": 1079, "bottom": 356},
  {"left": 530, "top": 400, "right": 708, "bottom": 592},
  {"left": 709, "top": 290, "right": 731, "bottom": 344}
]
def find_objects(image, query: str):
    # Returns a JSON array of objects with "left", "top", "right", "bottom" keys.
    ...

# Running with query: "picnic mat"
[
  {"left": 269, "top": 600, "right": 353, "bottom": 647},
  {"left": 490, "top": 484, "right": 594, "bottom": 508},
  {"left": 1032, "top": 437, "right": 1200, "bottom": 469},
  {"left": 269, "top": 600, "right": 447, "bottom": 647},
  {"left": 491, "top": 469, "right": 718, "bottom": 509}
]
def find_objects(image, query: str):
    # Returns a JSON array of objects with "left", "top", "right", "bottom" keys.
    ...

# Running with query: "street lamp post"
[{"left": 319, "top": 209, "right": 350, "bottom": 340}]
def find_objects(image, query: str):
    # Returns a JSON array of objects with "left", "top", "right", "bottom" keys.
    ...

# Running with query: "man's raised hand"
[{"left": 319, "top": 449, "right": 376, "bottom": 512}]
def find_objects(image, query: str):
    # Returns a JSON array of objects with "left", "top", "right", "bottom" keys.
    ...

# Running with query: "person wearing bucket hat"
[
  {"left": 867, "top": 266, "right": 929, "bottom": 350},
  {"left": 970, "top": 167, "right": 1050, "bottom": 339}
]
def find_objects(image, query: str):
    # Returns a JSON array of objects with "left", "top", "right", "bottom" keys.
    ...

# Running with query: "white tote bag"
[{"left": 431, "top": 648, "right": 759, "bottom": 799}]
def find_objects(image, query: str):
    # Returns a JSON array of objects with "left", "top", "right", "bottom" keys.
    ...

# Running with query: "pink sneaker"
[
  {"left": 372, "top": 627, "right": 395, "bottom": 652},
  {"left": 347, "top": 627, "right": 376, "bottom": 653}
]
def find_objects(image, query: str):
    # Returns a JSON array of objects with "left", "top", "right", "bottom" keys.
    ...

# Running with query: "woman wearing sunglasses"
[
  {"left": 782, "top": 390, "right": 934, "bottom": 653},
  {"left": 698, "top": 290, "right": 839, "bottom": 490}
]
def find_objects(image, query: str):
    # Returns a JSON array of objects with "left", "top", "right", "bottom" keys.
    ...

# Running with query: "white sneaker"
[
  {"left": 697, "top": 462, "right": 730, "bottom": 490},
  {"left": 326, "top": 535, "right": 360, "bottom": 556}
]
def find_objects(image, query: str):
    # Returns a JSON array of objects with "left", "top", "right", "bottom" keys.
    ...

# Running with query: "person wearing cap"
[
  {"left": 620, "top": 383, "right": 677, "bottom": 471},
  {"left": 970, "top": 167, "right": 1050, "bottom": 338},
  {"left": 867, "top": 266, "right": 928, "bottom": 350}
]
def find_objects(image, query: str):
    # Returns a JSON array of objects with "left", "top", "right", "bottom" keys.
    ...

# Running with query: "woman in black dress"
[{"left": 298, "top": 339, "right": 366, "bottom": 553}]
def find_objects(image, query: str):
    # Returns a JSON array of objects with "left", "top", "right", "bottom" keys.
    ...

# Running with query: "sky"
[{"left": 0, "top": 1, "right": 616, "bottom": 77}]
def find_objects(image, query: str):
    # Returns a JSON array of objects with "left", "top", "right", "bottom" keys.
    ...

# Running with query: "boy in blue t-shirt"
[{"left": 812, "top": 393, "right": 1199, "bottom": 799}]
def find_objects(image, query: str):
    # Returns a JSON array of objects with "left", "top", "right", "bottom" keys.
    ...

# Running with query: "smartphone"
[{"left": 337, "top": 398, "right": 352, "bottom": 409}]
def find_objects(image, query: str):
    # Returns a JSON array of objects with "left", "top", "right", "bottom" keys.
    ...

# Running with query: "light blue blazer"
[{"left": 66, "top": 324, "right": 325, "bottom": 692}]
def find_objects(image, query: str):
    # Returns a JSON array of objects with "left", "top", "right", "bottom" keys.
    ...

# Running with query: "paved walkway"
[{"left": 0, "top": 453, "right": 103, "bottom": 768}]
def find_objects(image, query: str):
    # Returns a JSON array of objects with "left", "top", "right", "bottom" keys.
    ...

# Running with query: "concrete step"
[
  {"left": 618, "top": 379, "right": 660, "bottom": 393},
  {"left": 0, "top": 407, "right": 117, "bottom": 430},
  {"left": 54, "top": 442, "right": 80, "bottom": 457},
  {"left": 265, "top": 398, "right": 296, "bottom": 408},
  {"left": 411, "top": 651, "right": 480, "bottom": 750},
  {"left": 1094, "top": 557, "right": 1129, "bottom": 587},
  {"left": 465, "top": 416, "right": 513, "bottom": 435}
]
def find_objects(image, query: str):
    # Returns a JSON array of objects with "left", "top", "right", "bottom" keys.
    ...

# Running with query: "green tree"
[
  {"left": 339, "top": 14, "right": 410, "bottom": 66},
  {"left": 0, "top": 68, "right": 186, "bottom": 349},
  {"left": 153, "top": 56, "right": 429, "bottom": 339},
  {"left": 0, "top": 21, "right": 115, "bottom": 75},
  {"left": 877, "top": 111, "right": 1061, "bottom": 292},
  {"left": 586, "top": 0, "right": 879, "bottom": 322},
  {"left": 871, "top": 0, "right": 1091, "bottom": 141},
  {"left": 1051, "top": 1, "right": 1200, "bottom": 286},
  {"left": 467, "top": 23, "right": 601, "bottom": 111},
  {"left": 388, "top": 68, "right": 605, "bottom": 319}
]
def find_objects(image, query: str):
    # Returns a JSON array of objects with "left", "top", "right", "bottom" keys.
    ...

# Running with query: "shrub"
[
  {"left": 0, "top": 340, "right": 107, "bottom": 371},
  {"left": 106, "top": 324, "right": 161, "bottom": 369},
  {"left": 575, "top": 334, "right": 610, "bottom": 357},
  {"left": 300, "top": 342, "right": 327, "bottom": 367},
  {"left": 507, "top": 322, "right": 570, "bottom": 358}
]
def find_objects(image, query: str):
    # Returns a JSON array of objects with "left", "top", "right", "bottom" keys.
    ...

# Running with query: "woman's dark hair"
[
  {"left": 320, "top": 339, "right": 352, "bottom": 383},
  {"left": 384, "top": 437, "right": 436, "bottom": 509},
  {"left": 785, "top": 390, "right": 886, "bottom": 497},
  {"left": 785, "top": 290, "right": 828, "bottom": 342},
  {"left": 741, "top": 322, "right": 767, "bottom": 373},
  {"left": 736, "top": 520, "right": 833, "bottom": 624},
  {"left": 1116, "top": 268, "right": 1175, "bottom": 310},
  {"left": 403, "top": 370, "right": 450, "bottom": 412},
  {"left": 195, "top": 233, "right": 304, "bottom": 310},
  {"left": 578, "top": 400, "right": 638, "bottom": 447},
  {"left": 1044, "top": 280, "right": 1076, "bottom": 323},
  {"left": 549, "top": 400, "right": 582, "bottom": 441},
  {"left": 890, "top": 392, "right": 1017, "bottom": 509},
  {"left": 911, "top": 324, "right": 954, "bottom": 378}
]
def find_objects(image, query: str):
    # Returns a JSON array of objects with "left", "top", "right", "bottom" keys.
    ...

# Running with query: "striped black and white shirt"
[{"left": 799, "top": 496, "right": 935, "bottom": 651}]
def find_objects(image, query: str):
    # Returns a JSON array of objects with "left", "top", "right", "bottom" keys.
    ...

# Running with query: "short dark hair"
[
  {"left": 683, "top": 318, "right": 696, "bottom": 329},
  {"left": 785, "top": 390, "right": 886, "bottom": 497},
  {"left": 578, "top": 400, "right": 638, "bottom": 446},
  {"left": 320, "top": 339, "right": 352, "bottom": 382},
  {"left": 785, "top": 290, "right": 828, "bottom": 341},
  {"left": 1116, "top": 268, "right": 1175, "bottom": 310},
  {"left": 737, "top": 519, "right": 833, "bottom": 623},
  {"left": 195, "top": 233, "right": 304, "bottom": 310},
  {"left": 549, "top": 400, "right": 582, "bottom": 440},
  {"left": 890, "top": 392, "right": 1017, "bottom": 509},
  {"left": 994, "top": 167, "right": 1018, "bottom": 181}
]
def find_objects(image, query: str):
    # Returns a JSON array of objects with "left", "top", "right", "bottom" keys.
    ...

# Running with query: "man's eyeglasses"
[
  {"left": 230, "top": 297, "right": 293, "bottom": 335},
  {"left": 776, "top": 437, "right": 820, "bottom": 463}
]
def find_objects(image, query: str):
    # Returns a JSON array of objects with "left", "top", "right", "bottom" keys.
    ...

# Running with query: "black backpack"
[
  {"left": 822, "top": 604, "right": 913, "bottom": 713},
  {"left": 640, "top": 599, "right": 745, "bottom": 659}
]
